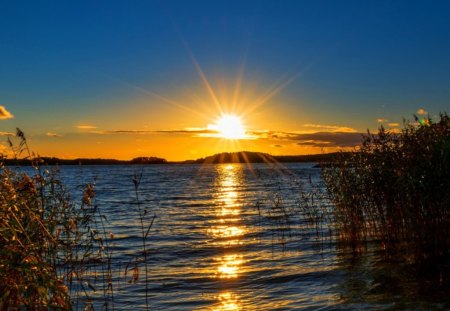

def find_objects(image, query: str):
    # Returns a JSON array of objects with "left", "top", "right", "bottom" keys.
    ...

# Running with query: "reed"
[
  {"left": 0, "top": 129, "right": 90, "bottom": 309},
  {"left": 254, "top": 167, "right": 333, "bottom": 251},
  {"left": 132, "top": 171, "right": 156, "bottom": 311},
  {"left": 0, "top": 129, "right": 156, "bottom": 310},
  {"left": 322, "top": 113, "right": 450, "bottom": 273}
]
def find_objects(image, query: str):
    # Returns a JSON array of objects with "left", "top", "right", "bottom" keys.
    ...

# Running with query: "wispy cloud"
[
  {"left": 417, "top": 108, "right": 427, "bottom": 115},
  {"left": 388, "top": 122, "right": 400, "bottom": 127},
  {"left": 376, "top": 118, "right": 388, "bottom": 123},
  {"left": 77, "top": 124, "right": 363, "bottom": 148},
  {"left": 0, "top": 106, "right": 13, "bottom": 120},
  {"left": 90, "top": 128, "right": 218, "bottom": 135},
  {"left": 296, "top": 140, "right": 332, "bottom": 147},
  {"left": 46, "top": 132, "right": 63, "bottom": 137},
  {"left": 290, "top": 132, "right": 363, "bottom": 147},
  {"left": 247, "top": 130, "right": 363, "bottom": 147},
  {"left": 84, "top": 127, "right": 262, "bottom": 139},
  {"left": 303, "top": 124, "right": 358, "bottom": 133},
  {"left": 77, "top": 125, "right": 97, "bottom": 129},
  {"left": 0, "top": 131, "right": 14, "bottom": 136}
]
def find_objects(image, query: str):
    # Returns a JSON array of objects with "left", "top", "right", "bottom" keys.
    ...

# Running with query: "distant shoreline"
[{"left": 2, "top": 151, "right": 345, "bottom": 166}]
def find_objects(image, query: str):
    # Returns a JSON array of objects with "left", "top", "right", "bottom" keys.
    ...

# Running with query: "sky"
[{"left": 1, "top": 0, "right": 449, "bottom": 160}]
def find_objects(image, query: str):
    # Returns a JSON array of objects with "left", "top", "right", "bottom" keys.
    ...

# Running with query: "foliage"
[
  {"left": 322, "top": 113, "right": 450, "bottom": 271},
  {"left": 0, "top": 129, "right": 157, "bottom": 310},
  {"left": 0, "top": 130, "right": 113, "bottom": 310},
  {"left": 0, "top": 165, "right": 71, "bottom": 309}
]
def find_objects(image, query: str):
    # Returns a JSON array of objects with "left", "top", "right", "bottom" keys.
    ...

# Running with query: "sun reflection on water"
[
  {"left": 207, "top": 164, "right": 246, "bottom": 309},
  {"left": 209, "top": 226, "right": 245, "bottom": 239},
  {"left": 216, "top": 254, "right": 244, "bottom": 279},
  {"left": 213, "top": 292, "right": 241, "bottom": 311}
]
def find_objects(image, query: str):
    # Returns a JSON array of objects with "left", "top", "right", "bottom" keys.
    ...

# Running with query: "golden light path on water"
[{"left": 207, "top": 164, "right": 246, "bottom": 310}]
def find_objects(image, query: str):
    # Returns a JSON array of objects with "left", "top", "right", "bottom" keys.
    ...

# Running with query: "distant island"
[
  {"left": 2, "top": 151, "right": 343, "bottom": 166},
  {"left": 2, "top": 156, "right": 168, "bottom": 166},
  {"left": 184, "top": 151, "right": 342, "bottom": 164}
]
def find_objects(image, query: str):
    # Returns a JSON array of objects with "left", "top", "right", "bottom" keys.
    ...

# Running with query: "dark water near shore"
[{"left": 33, "top": 163, "right": 449, "bottom": 310}]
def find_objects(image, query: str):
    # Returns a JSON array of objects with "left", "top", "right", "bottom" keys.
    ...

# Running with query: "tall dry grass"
[
  {"left": 0, "top": 129, "right": 98, "bottom": 309},
  {"left": 0, "top": 129, "right": 156, "bottom": 310},
  {"left": 322, "top": 113, "right": 450, "bottom": 273}
]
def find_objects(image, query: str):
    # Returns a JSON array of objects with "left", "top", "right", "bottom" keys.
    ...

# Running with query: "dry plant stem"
[
  {"left": 322, "top": 113, "right": 450, "bottom": 274},
  {"left": 1, "top": 130, "right": 74, "bottom": 309},
  {"left": 133, "top": 172, "right": 150, "bottom": 311},
  {"left": 88, "top": 182, "right": 116, "bottom": 311},
  {"left": 1, "top": 129, "right": 121, "bottom": 310}
]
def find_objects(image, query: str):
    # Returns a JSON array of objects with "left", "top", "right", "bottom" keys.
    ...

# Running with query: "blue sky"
[{"left": 0, "top": 1, "right": 449, "bottom": 159}]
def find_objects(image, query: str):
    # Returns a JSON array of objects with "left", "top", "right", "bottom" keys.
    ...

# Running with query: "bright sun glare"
[{"left": 209, "top": 115, "right": 247, "bottom": 139}]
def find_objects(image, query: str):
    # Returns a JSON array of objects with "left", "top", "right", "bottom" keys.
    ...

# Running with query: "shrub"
[
  {"left": 322, "top": 113, "right": 450, "bottom": 270},
  {"left": 0, "top": 129, "right": 156, "bottom": 310},
  {"left": 0, "top": 164, "right": 74, "bottom": 308},
  {"left": 0, "top": 130, "right": 103, "bottom": 310}
]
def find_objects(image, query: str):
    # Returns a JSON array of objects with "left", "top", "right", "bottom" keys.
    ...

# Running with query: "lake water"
[{"left": 37, "top": 163, "right": 449, "bottom": 310}]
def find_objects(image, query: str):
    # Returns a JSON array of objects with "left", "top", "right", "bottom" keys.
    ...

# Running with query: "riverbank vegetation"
[
  {"left": 0, "top": 130, "right": 110, "bottom": 309},
  {"left": 0, "top": 130, "right": 155, "bottom": 310},
  {"left": 322, "top": 113, "right": 450, "bottom": 275}
]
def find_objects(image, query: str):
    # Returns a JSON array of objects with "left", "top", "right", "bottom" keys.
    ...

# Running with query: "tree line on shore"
[{"left": 2, "top": 151, "right": 345, "bottom": 166}]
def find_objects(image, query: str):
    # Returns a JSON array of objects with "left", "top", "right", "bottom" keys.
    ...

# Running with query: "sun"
[{"left": 209, "top": 115, "right": 247, "bottom": 139}]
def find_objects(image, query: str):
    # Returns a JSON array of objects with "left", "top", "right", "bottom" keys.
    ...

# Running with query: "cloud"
[
  {"left": 303, "top": 124, "right": 358, "bottom": 133},
  {"left": 154, "top": 128, "right": 217, "bottom": 135},
  {"left": 376, "top": 118, "right": 388, "bottom": 123},
  {"left": 46, "top": 132, "right": 63, "bottom": 137},
  {"left": 0, "top": 131, "right": 14, "bottom": 136},
  {"left": 245, "top": 129, "right": 364, "bottom": 148},
  {"left": 0, "top": 106, "right": 13, "bottom": 120},
  {"left": 417, "top": 108, "right": 427, "bottom": 115},
  {"left": 388, "top": 123, "right": 400, "bottom": 127},
  {"left": 90, "top": 128, "right": 218, "bottom": 135},
  {"left": 77, "top": 125, "right": 97, "bottom": 129},
  {"left": 290, "top": 132, "right": 363, "bottom": 147},
  {"left": 77, "top": 123, "right": 363, "bottom": 148},
  {"left": 84, "top": 127, "right": 266, "bottom": 139},
  {"left": 296, "top": 140, "right": 332, "bottom": 147}
]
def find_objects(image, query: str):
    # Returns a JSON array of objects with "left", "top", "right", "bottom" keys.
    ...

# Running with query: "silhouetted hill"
[
  {"left": 129, "top": 157, "right": 167, "bottom": 164},
  {"left": 191, "top": 151, "right": 277, "bottom": 164},
  {"left": 3, "top": 156, "right": 167, "bottom": 166},
  {"left": 3, "top": 152, "right": 348, "bottom": 166},
  {"left": 187, "top": 151, "right": 345, "bottom": 164}
]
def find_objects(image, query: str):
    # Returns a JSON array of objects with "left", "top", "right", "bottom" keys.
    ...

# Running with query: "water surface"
[{"left": 41, "top": 163, "right": 449, "bottom": 310}]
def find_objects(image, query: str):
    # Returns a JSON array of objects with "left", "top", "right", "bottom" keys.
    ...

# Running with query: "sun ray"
[
  {"left": 166, "top": 13, "right": 224, "bottom": 114},
  {"left": 102, "top": 74, "right": 212, "bottom": 121},
  {"left": 242, "top": 71, "right": 301, "bottom": 118},
  {"left": 231, "top": 58, "right": 248, "bottom": 114},
  {"left": 179, "top": 39, "right": 223, "bottom": 115}
]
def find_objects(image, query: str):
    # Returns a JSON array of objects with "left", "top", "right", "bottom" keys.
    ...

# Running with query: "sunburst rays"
[{"left": 107, "top": 33, "right": 302, "bottom": 170}]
